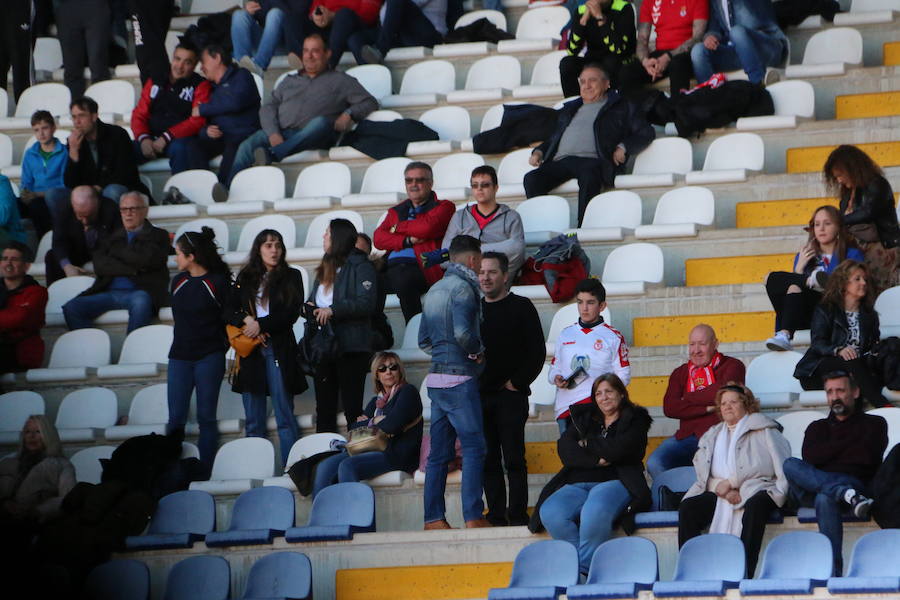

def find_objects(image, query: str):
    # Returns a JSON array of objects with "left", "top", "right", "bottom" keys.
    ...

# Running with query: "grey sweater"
[
  {"left": 0, "top": 455, "right": 76, "bottom": 522},
  {"left": 441, "top": 203, "right": 526, "bottom": 279}
]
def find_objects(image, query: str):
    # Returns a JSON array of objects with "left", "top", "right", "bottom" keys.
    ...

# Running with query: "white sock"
[{"left": 844, "top": 489, "right": 857, "bottom": 504}]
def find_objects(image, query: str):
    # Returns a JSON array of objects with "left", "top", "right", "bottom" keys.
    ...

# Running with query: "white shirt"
[{"left": 315, "top": 283, "right": 333, "bottom": 308}]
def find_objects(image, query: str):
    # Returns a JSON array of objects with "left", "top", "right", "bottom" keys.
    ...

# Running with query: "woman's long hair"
[
  {"left": 823, "top": 144, "right": 884, "bottom": 199},
  {"left": 370, "top": 351, "right": 407, "bottom": 396},
  {"left": 17, "top": 415, "right": 62, "bottom": 481},
  {"left": 821, "top": 259, "right": 873, "bottom": 310},
  {"left": 315, "top": 218, "right": 358, "bottom": 286},
  {"left": 590, "top": 373, "right": 636, "bottom": 415},
  {"left": 806, "top": 205, "right": 853, "bottom": 262},
  {"left": 236, "top": 229, "right": 298, "bottom": 308},
  {"left": 176, "top": 226, "right": 231, "bottom": 278}
]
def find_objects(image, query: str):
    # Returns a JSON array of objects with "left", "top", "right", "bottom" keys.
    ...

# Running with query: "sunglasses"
[
  {"left": 719, "top": 384, "right": 745, "bottom": 394},
  {"left": 377, "top": 363, "right": 400, "bottom": 373}
]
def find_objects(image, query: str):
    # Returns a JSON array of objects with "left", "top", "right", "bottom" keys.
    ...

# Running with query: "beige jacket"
[
  {"left": 0, "top": 456, "right": 76, "bottom": 521},
  {"left": 683, "top": 412, "right": 791, "bottom": 509}
]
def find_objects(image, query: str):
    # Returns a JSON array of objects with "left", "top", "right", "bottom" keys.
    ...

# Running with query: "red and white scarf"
[{"left": 686, "top": 352, "right": 723, "bottom": 393}]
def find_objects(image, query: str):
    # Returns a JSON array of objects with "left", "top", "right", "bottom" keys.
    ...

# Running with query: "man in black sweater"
[{"left": 478, "top": 251, "right": 546, "bottom": 526}]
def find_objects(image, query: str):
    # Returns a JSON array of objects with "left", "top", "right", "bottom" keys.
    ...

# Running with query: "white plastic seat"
[
  {"left": 85, "top": 80, "right": 136, "bottom": 118},
  {"left": 189, "top": 437, "right": 275, "bottom": 495},
  {"left": 14, "top": 83, "right": 71, "bottom": 118},
  {"left": 34, "top": 37, "right": 64, "bottom": 74},
  {"left": 420, "top": 106, "right": 471, "bottom": 142},
  {"left": 395, "top": 313, "right": 429, "bottom": 362},
  {"left": 27, "top": 329, "right": 111, "bottom": 382},
  {"left": 225, "top": 214, "right": 297, "bottom": 264},
  {"left": 601, "top": 243, "right": 664, "bottom": 296},
  {"left": 545, "top": 302, "right": 611, "bottom": 355},
  {"left": 497, "top": 147, "right": 535, "bottom": 197},
  {"left": 568, "top": 190, "right": 642, "bottom": 242},
  {"left": 55, "top": 387, "right": 118, "bottom": 443},
  {"left": 785, "top": 27, "right": 863, "bottom": 78},
  {"left": 0, "top": 88, "right": 7, "bottom": 118},
  {"left": 346, "top": 64, "right": 392, "bottom": 100},
  {"left": 365, "top": 110, "right": 403, "bottom": 122},
  {"left": 776, "top": 411, "right": 826, "bottom": 458},
  {"left": 498, "top": 6, "right": 570, "bottom": 52},
  {"left": 516, "top": 195, "right": 570, "bottom": 245},
  {"left": 480, "top": 102, "right": 513, "bottom": 133},
  {"left": 736, "top": 80, "right": 816, "bottom": 130},
  {"left": 615, "top": 137, "right": 693, "bottom": 188},
  {"left": 455, "top": 9, "right": 507, "bottom": 30},
  {"left": 746, "top": 352, "right": 805, "bottom": 408},
  {"left": 833, "top": 0, "right": 899, "bottom": 26},
  {"left": 186, "top": 381, "right": 247, "bottom": 436},
  {"left": 286, "top": 210, "right": 363, "bottom": 261},
  {"left": 513, "top": 50, "right": 566, "bottom": 98},
  {"left": 97, "top": 325, "right": 174, "bottom": 379},
  {"left": 207, "top": 166, "right": 285, "bottom": 216},
  {"left": 45, "top": 276, "right": 95, "bottom": 326},
  {"left": 160, "top": 169, "right": 219, "bottom": 210},
  {"left": 173, "top": 218, "right": 230, "bottom": 252},
  {"left": 431, "top": 10, "right": 507, "bottom": 57},
  {"left": 529, "top": 363, "right": 557, "bottom": 416},
  {"left": 0, "top": 134, "right": 12, "bottom": 169},
  {"left": 263, "top": 433, "right": 347, "bottom": 488},
  {"left": 342, "top": 156, "right": 411, "bottom": 207},
  {"left": 25, "top": 231, "right": 54, "bottom": 277},
  {"left": 104, "top": 384, "right": 169, "bottom": 440},
  {"left": 71, "top": 446, "right": 116, "bottom": 484},
  {"left": 875, "top": 286, "right": 900, "bottom": 337},
  {"left": 447, "top": 55, "right": 521, "bottom": 103},
  {"left": 381, "top": 60, "right": 455, "bottom": 108},
  {"left": 685, "top": 133, "right": 764, "bottom": 184},
  {"left": 274, "top": 162, "right": 351, "bottom": 211},
  {"left": 867, "top": 407, "right": 900, "bottom": 458},
  {"left": 635, "top": 186, "right": 715, "bottom": 239},
  {"left": 0, "top": 391, "right": 45, "bottom": 444},
  {"left": 433, "top": 152, "right": 485, "bottom": 201}
]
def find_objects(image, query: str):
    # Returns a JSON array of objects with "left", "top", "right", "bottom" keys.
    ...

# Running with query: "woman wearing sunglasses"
[{"left": 312, "top": 351, "right": 423, "bottom": 496}]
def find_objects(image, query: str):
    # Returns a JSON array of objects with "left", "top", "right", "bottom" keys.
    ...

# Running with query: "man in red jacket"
[
  {"left": 646, "top": 323, "right": 746, "bottom": 479},
  {"left": 0, "top": 242, "right": 48, "bottom": 373},
  {"left": 374, "top": 161, "right": 454, "bottom": 322}
]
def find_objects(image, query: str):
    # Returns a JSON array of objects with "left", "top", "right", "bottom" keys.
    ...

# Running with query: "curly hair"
[
  {"left": 823, "top": 145, "right": 884, "bottom": 198},
  {"left": 714, "top": 382, "right": 760, "bottom": 418},
  {"left": 820, "top": 259, "right": 872, "bottom": 310},
  {"left": 805, "top": 205, "right": 854, "bottom": 262}
]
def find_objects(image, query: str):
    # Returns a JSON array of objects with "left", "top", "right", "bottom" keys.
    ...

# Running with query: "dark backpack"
[{"left": 871, "top": 443, "right": 900, "bottom": 528}]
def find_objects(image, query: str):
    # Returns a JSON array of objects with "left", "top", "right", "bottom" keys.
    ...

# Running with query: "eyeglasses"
[
  {"left": 377, "top": 363, "right": 400, "bottom": 373},
  {"left": 470, "top": 182, "right": 495, "bottom": 189},
  {"left": 120, "top": 206, "right": 145, "bottom": 213},
  {"left": 404, "top": 177, "right": 431, "bottom": 184}
]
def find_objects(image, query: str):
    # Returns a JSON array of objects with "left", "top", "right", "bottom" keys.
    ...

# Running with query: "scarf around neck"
[{"left": 687, "top": 352, "right": 723, "bottom": 393}]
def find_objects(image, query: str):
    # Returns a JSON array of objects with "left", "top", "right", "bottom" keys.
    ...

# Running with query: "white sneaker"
[
  {"left": 766, "top": 331, "right": 793, "bottom": 351},
  {"left": 238, "top": 55, "right": 264, "bottom": 77},
  {"left": 763, "top": 67, "right": 781, "bottom": 87}
]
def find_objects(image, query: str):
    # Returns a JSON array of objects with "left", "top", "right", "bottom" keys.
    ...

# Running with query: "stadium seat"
[
  {"left": 433, "top": 151, "right": 484, "bottom": 200},
  {"left": 455, "top": 8, "right": 507, "bottom": 30},
  {"left": 601, "top": 242, "right": 664, "bottom": 295},
  {"left": 243, "top": 552, "right": 313, "bottom": 599},
  {"left": 545, "top": 302, "right": 612, "bottom": 354},
  {"left": 875, "top": 285, "right": 900, "bottom": 337},
  {"left": 867, "top": 407, "right": 900, "bottom": 458},
  {"left": 827, "top": 529, "right": 900, "bottom": 593},
  {"left": 104, "top": 384, "right": 168, "bottom": 440},
  {"left": 158, "top": 169, "right": 219, "bottom": 213},
  {"left": 10, "top": 83, "right": 71, "bottom": 121},
  {"left": 381, "top": 60, "right": 456, "bottom": 108},
  {"left": 516, "top": 195, "right": 570, "bottom": 244},
  {"left": 125, "top": 490, "right": 216, "bottom": 550},
  {"left": 487, "top": 539, "right": 579, "bottom": 600},
  {"left": 434, "top": 11, "right": 506, "bottom": 56},
  {"left": 0, "top": 88, "right": 7, "bottom": 117},
  {"left": 346, "top": 64, "right": 392, "bottom": 100},
  {"left": 84, "top": 559, "right": 150, "bottom": 600},
  {"left": 184, "top": 381, "right": 245, "bottom": 436},
  {"left": 287, "top": 209, "right": 364, "bottom": 261},
  {"left": 207, "top": 166, "right": 285, "bottom": 216},
  {"left": 0, "top": 134, "right": 12, "bottom": 169},
  {"left": 174, "top": 218, "right": 230, "bottom": 252},
  {"left": 181, "top": 442, "right": 200, "bottom": 459},
  {"left": 0, "top": 390, "right": 45, "bottom": 444},
  {"left": 615, "top": 137, "right": 693, "bottom": 188},
  {"left": 45, "top": 276, "right": 95, "bottom": 326},
  {"left": 652, "top": 533, "right": 746, "bottom": 596},
  {"left": 833, "top": 0, "right": 899, "bottom": 26},
  {"left": 739, "top": 531, "right": 832, "bottom": 594},
  {"left": 395, "top": 312, "right": 429, "bottom": 362},
  {"left": 568, "top": 190, "right": 641, "bottom": 242},
  {"left": 263, "top": 433, "right": 347, "bottom": 489},
  {"left": 480, "top": 102, "right": 523, "bottom": 133},
  {"left": 226, "top": 214, "right": 297, "bottom": 264},
  {"left": 635, "top": 466, "right": 695, "bottom": 528},
  {"left": 497, "top": 147, "right": 534, "bottom": 197},
  {"left": 635, "top": 186, "right": 715, "bottom": 239},
  {"left": 498, "top": 6, "right": 569, "bottom": 53},
  {"left": 365, "top": 109, "right": 403, "bottom": 122},
  {"left": 786, "top": 27, "right": 863, "bottom": 78},
  {"left": 71, "top": 445, "right": 116, "bottom": 484},
  {"left": 528, "top": 364, "right": 557, "bottom": 417},
  {"left": 776, "top": 410, "right": 826, "bottom": 458},
  {"left": 55, "top": 387, "right": 118, "bottom": 443},
  {"left": 342, "top": 156, "right": 410, "bottom": 207},
  {"left": 420, "top": 106, "right": 471, "bottom": 142},
  {"left": 274, "top": 161, "right": 351, "bottom": 211},
  {"left": 746, "top": 351, "right": 805, "bottom": 408},
  {"left": 163, "top": 555, "right": 230, "bottom": 600},
  {"left": 513, "top": 50, "right": 566, "bottom": 98},
  {"left": 447, "top": 55, "right": 521, "bottom": 103},
  {"left": 26, "top": 231, "right": 53, "bottom": 278},
  {"left": 33, "top": 37, "right": 64, "bottom": 76},
  {"left": 737, "top": 80, "right": 816, "bottom": 130},
  {"left": 285, "top": 482, "right": 375, "bottom": 541},
  {"left": 205, "top": 486, "right": 295, "bottom": 546},
  {"left": 566, "top": 537, "right": 659, "bottom": 599},
  {"left": 189, "top": 437, "right": 275, "bottom": 495},
  {"left": 27, "top": 328, "right": 111, "bottom": 382},
  {"left": 97, "top": 324, "right": 173, "bottom": 379},
  {"left": 85, "top": 80, "right": 136, "bottom": 119},
  {"left": 685, "top": 133, "right": 764, "bottom": 184}
]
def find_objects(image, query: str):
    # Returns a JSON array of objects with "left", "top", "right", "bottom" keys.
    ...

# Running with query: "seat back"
[
  {"left": 875, "top": 286, "right": 900, "bottom": 329},
  {"left": 128, "top": 384, "right": 169, "bottom": 424},
  {"left": 229, "top": 486, "right": 295, "bottom": 531},
  {"left": 35, "top": 230, "right": 53, "bottom": 264},
  {"left": 293, "top": 162, "right": 352, "bottom": 199},
  {"left": 303, "top": 210, "right": 364, "bottom": 247},
  {"left": 652, "top": 187, "right": 715, "bottom": 226},
  {"left": 746, "top": 351, "right": 804, "bottom": 395},
  {"left": 845, "top": 529, "right": 900, "bottom": 577},
  {"left": 174, "top": 218, "right": 230, "bottom": 252},
  {"left": 47, "top": 276, "right": 95, "bottom": 314},
  {"left": 15, "top": 83, "right": 71, "bottom": 117},
  {"left": 163, "top": 555, "right": 230, "bottom": 600},
  {"left": 71, "top": 445, "right": 116, "bottom": 484},
  {"left": 529, "top": 364, "right": 557, "bottom": 407},
  {"left": 0, "top": 88, "right": 7, "bottom": 117},
  {"left": 434, "top": 152, "right": 485, "bottom": 190},
  {"left": 776, "top": 411, "right": 827, "bottom": 458},
  {"left": 766, "top": 81, "right": 815, "bottom": 118},
  {"left": 497, "top": 147, "right": 535, "bottom": 185},
  {"left": 508, "top": 540, "right": 579, "bottom": 588},
  {"left": 118, "top": 325, "right": 174, "bottom": 365},
  {"left": 674, "top": 534, "right": 746, "bottom": 581},
  {"left": 850, "top": 0, "right": 900, "bottom": 9},
  {"left": 649, "top": 466, "right": 696, "bottom": 511},
  {"left": 23, "top": 129, "right": 70, "bottom": 153},
  {"left": 757, "top": 531, "right": 832, "bottom": 580},
  {"left": 85, "top": 80, "right": 136, "bottom": 116},
  {"left": 148, "top": 490, "right": 216, "bottom": 536},
  {"left": 514, "top": 6, "right": 570, "bottom": 39},
  {"left": 237, "top": 214, "right": 297, "bottom": 251},
  {"left": 702, "top": 133, "right": 764, "bottom": 171},
  {"left": 455, "top": 8, "right": 507, "bottom": 30},
  {"left": 465, "top": 55, "right": 521, "bottom": 90},
  {"left": 56, "top": 387, "right": 117, "bottom": 429},
  {"left": 243, "top": 552, "right": 312, "bottom": 600},
  {"left": 216, "top": 381, "right": 245, "bottom": 420},
  {"left": 163, "top": 170, "right": 219, "bottom": 205},
  {"left": 0, "top": 133, "right": 12, "bottom": 168},
  {"left": 365, "top": 109, "right": 403, "bottom": 122},
  {"left": 360, "top": 157, "right": 413, "bottom": 194},
  {"left": 33, "top": 37, "right": 63, "bottom": 72},
  {"left": 867, "top": 407, "right": 900, "bottom": 458},
  {"left": 802, "top": 27, "right": 863, "bottom": 65},
  {"left": 346, "top": 64, "right": 392, "bottom": 100},
  {"left": 516, "top": 195, "right": 570, "bottom": 234},
  {"left": 286, "top": 433, "right": 348, "bottom": 469},
  {"left": 420, "top": 106, "right": 471, "bottom": 142},
  {"left": 188, "top": 0, "right": 241, "bottom": 13},
  {"left": 0, "top": 391, "right": 45, "bottom": 433},
  {"left": 401, "top": 313, "right": 422, "bottom": 349},
  {"left": 582, "top": 191, "right": 642, "bottom": 229},
  {"left": 228, "top": 166, "right": 285, "bottom": 203},
  {"left": 586, "top": 536, "right": 659, "bottom": 585},
  {"left": 632, "top": 137, "right": 693, "bottom": 175},
  {"left": 602, "top": 243, "right": 664, "bottom": 284},
  {"left": 308, "top": 481, "right": 375, "bottom": 529},
  {"left": 49, "top": 329, "right": 111, "bottom": 368},
  {"left": 398, "top": 60, "right": 456, "bottom": 95},
  {"left": 480, "top": 102, "right": 524, "bottom": 132},
  {"left": 530, "top": 50, "right": 566, "bottom": 86},
  {"left": 85, "top": 559, "right": 150, "bottom": 600},
  {"left": 547, "top": 304, "right": 612, "bottom": 346},
  {"left": 209, "top": 437, "right": 275, "bottom": 480}
]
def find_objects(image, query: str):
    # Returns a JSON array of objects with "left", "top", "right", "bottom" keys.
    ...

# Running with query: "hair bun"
[{"left": 199, "top": 226, "right": 216, "bottom": 241}]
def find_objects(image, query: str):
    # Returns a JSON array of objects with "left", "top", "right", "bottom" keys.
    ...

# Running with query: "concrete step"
[
  {"left": 787, "top": 140, "right": 900, "bottom": 173},
  {"left": 736, "top": 192, "right": 898, "bottom": 229},
  {"left": 836, "top": 90, "right": 900, "bottom": 119},
  {"left": 886, "top": 41, "right": 900, "bottom": 66},
  {"left": 686, "top": 254, "right": 793, "bottom": 286},
  {"left": 634, "top": 311, "right": 775, "bottom": 347}
]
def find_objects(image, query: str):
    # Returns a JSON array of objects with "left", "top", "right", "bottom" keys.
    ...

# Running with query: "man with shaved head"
[
  {"left": 44, "top": 186, "right": 121, "bottom": 284},
  {"left": 646, "top": 324, "right": 746, "bottom": 479}
]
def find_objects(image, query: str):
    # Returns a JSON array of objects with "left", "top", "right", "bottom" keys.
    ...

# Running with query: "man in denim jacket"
[{"left": 418, "top": 234, "right": 491, "bottom": 529}]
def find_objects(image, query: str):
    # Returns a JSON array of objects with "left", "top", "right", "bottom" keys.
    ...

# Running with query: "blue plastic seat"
[
  {"left": 285, "top": 482, "right": 375, "bottom": 542},
  {"left": 652, "top": 533, "right": 745, "bottom": 597},
  {"left": 797, "top": 506, "right": 868, "bottom": 523},
  {"left": 739, "top": 531, "right": 831, "bottom": 595},
  {"left": 205, "top": 486, "right": 295, "bottom": 547},
  {"left": 243, "top": 552, "right": 312, "bottom": 600},
  {"left": 164, "top": 555, "right": 230, "bottom": 600},
  {"left": 125, "top": 490, "right": 215, "bottom": 550},
  {"left": 566, "top": 537, "right": 658, "bottom": 599},
  {"left": 828, "top": 529, "right": 900, "bottom": 594},
  {"left": 487, "top": 540, "right": 579, "bottom": 600},
  {"left": 84, "top": 559, "right": 150, "bottom": 600},
  {"left": 634, "top": 466, "right": 695, "bottom": 528}
]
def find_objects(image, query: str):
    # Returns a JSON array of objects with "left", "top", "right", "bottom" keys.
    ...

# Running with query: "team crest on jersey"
[
  {"left": 680, "top": 5, "right": 687, "bottom": 17},
  {"left": 594, "top": 339, "right": 603, "bottom": 351},
  {"left": 693, "top": 375, "right": 707, "bottom": 387},
  {"left": 179, "top": 86, "right": 195, "bottom": 102},
  {"left": 571, "top": 355, "right": 591, "bottom": 372}
]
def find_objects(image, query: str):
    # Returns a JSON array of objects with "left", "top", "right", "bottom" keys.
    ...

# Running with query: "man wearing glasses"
[
  {"left": 63, "top": 192, "right": 170, "bottom": 333},
  {"left": 0, "top": 242, "right": 48, "bottom": 374},
  {"left": 373, "top": 161, "right": 454, "bottom": 322}
]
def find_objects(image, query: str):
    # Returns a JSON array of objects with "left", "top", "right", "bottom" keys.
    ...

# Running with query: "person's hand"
[
  {"left": 504, "top": 380, "right": 518, "bottom": 392},
  {"left": 703, "top": 34, "right": 719, "bottom": 50},
  {"left": 314, "top": 306, "right": 333, "bottom": 325},
  {"left": 838, "top": 346, "right": 858, "bottom": 360},
  {"left": 408, "top": 236, "right": 423, "bottom": 244},
  {"left": 714, "top": 480, "right": 732, "bottom": 498},
  {"left": 151, "top": 136, "right": 168, "bottom": 155},
  {"left": 529, "top": 150, "right": 543, "bottom": 167},
  {"left": 206, "top": 125, "right": 223, "bottom": 139},
  {"left": 795, "top": 242, "right": 816, "bottom": 273},
  {"left": 334, "top": 112, "right": 353, "bottom": 132},
  {"left": 192, "top": 104, "right": 201, "bottom": 118},
  {"left": 706, "top": 404, "right": 716, "bottom": 413},
  {"left": 311, "top": 6, "right": 334, "bottom": 28},
  {"left": 356, "top": 415, "right": 369, "bottom": 422},
  {"left": 554, "top": 375, "right": 567, "bottom": 389},
  {"left": 597, "top": 457, "right": 609, "bottom": 466},
  {"left": 242, "top": 317, "right": 261, "bottom": 338},
  {"left": 268, "top": 132, "right": 285, "bottom": 147},
  {"left": 642, "top": 57, "right": 659, "bottom": 78},
  {"left": 63, "top": 264, "right": 87, "bottom": 277},
  {"left": 613, "top": 146, "right": 626, "bottom": 165},
  {"left": 725, "top": 489, "right": 741, "bottom": 505},
  {"left": 68, "top": 129, "right": 83, "bottom": 160},
  {"left": 585, "top": 0, "right": 604, "bottom": 20},
  {"left": 19, "top": 189, "right": 37, "bottom": 204},
  {"left": 139, "top": 138, "right": 156, "bottom": 159},
  {"left": 245, "top": 0, "right": 262, "bottom": 14},
  {"left": 656, "top": 52, "right": 671, "bottom": 73}
]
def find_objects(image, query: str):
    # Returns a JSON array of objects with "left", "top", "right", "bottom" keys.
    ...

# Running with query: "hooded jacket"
[
  {"left": 441, "top": 203, "right": 526, "bottom": 278},
  {"left": 20, "top": 138, "right": 67, "bottom": 193},
  {"left": 0, "top": 275, "right": 48, "bottom": 370}
]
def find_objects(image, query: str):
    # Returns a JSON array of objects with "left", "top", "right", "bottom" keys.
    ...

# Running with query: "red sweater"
[
  {"left": 373, "top": 195, "right": 455, "bottom": 286},
  {"left": 0, "top": 276, "right": 48, "bottom": 370},
  {"left": 308, "top": 0, "right": 383, "bottom": 26},
  {"left": 663, "top": 355, "right": 745, "bottom": 440}
]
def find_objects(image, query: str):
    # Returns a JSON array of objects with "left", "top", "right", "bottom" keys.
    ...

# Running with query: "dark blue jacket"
[
  {"left": 351, "top": 382, "right": 424, "bottom": 474},
  {"left": 706, "top": 0, "right": 789, "bottom": 65},
  {"left": 198, "top": 65, "right": 261, "bottom": 140}
]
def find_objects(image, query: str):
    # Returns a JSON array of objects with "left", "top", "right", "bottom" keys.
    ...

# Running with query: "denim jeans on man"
[
  {"left": 232, "top": 7, "right": 285, "bottom": 69},
  {"left": 312, "top": 449, "right": 394, "bottom": 497},
  {"left": 228, "top": 116, "right": 337, "bottom": 183},
  {"left": 132, "top": 138, "right": 210, "bottom": 175},
  {"left": 241, "top": 344, "right": 300, "bottom": 467},
  {"left": 63, "top": 288, "right": 154, "bottom": 333},
  {"left": 166, "top": 351, "right": 226, "bottom": 471},
  {"left": 646, "top": 434, "right": 699, "bottom": 480}
]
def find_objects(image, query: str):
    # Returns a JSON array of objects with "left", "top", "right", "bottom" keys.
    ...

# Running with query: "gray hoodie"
[{"left": 441, "top": 203, "right": 526, "bottom": 279}]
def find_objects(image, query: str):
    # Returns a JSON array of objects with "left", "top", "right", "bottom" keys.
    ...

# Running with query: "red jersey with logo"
[{"left": 639, "top": 0, "right": 709, "bottom": 52}]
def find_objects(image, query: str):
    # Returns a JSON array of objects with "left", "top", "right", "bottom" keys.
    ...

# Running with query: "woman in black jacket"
[
  {"left": 530, "top": 373, "right": 652, "bottom": 575},
  {"left": 312, "top": 351, "right": 423, "bottom": 496},
  {"left": 308, "top": 218, "right": 378, "bottom": 433},
  {"left": 824, "top": 145, "right": 900, "bottom": 294},
  {"left": 227, "top": 229, "right": 307, "bottom": 467},
  {"left": 794, "top": 259, "right": 886, "bottom": 406}
]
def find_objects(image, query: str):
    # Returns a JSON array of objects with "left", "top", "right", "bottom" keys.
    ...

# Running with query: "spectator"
[
  {"left": 128, "top": 0, "right": 177, "bottom": 84},
  {"left": 442, "top": 165, "right": 526, "bottom": 281},
  {"left": 308, "top": 218, "right": 378, "bottom": 433},
  {"left": 130, "top": 42, "right": 212, "bottom": 175},
  {"left": 233, "top": 0, "right": 287, "bottom": 75},
  {"left": 312, "top": 351, "right": 423, "bottom": 495},
  {"left": 45, "top": 186, "right": 120, "bottom": 285},
  {"left": 419, "top": 234, "right": 489, "bottom": 529},
  {"left": 0, "top": 175, "right": 26, "bottom": 246},
  {"left": 19, "top": 111, "right": 69, "bottom": 238},
  {"left": 359, "top": 0, "right": 446, "bottom": 65},
  {"left": 478, "top": 251, "right": 545, "bottom": 526},
  {"left": 215, "top": 33, "right": 377, "bottom": 198},
  {"left": 794, "top": 260, "right": 887, "bottom": 407},
  {"left": 678, "top": 382, "right": 791, "bottom": 577},
  {"left": 62, "top": 191, "right": 169, "bottom": 333},
  {"left": 689, "top": 0, "right": 788, "bottom": 86},
  {"left": 531, "top": 374, "right": 651, "bottom": 575},
  {"left": 166, "top": 227, "right": 232, "bottom": 474},
  {"left": 823, "top": 144, "right": 899, "bottom": 295},
  {"left": 226, "top": 229, "right": 306, "bottom": 467},
  {"left": 373, "top": 161, "right": 455, "bottom": 322},
  {"left": 0, "top": 0, "right": 34, "bottom": 103},
  {"left": 765, "top": 206, "right": 863, "bottom": 352},
  {"left": 303, "top": 0, "right": 383, "bottom": 69},
  {"left": 55, "top": 0, "right": 111, "bottom": 98},
  {"left": 356, "top": 232, "right": 393, "bottom": 351},
  {"left": 0, "top": 242, "right": 48, "bottom": 374},
  {"left": 618, "top": 0, "right": 708, "bottom": 97},
  {"left": 64, "top": 97, "right": 149, "bottom": 204},
  {"left": 559, "top": 0, "right": 637, "bottom": 97},
  {"left": 194, "top": 44, "right": 262, "bottom": 186},
  {"left": 646, "top": 324, "right": 745, "bottom": 479},
  {"left": 783, "top": 371, "right": 887, "bottom": 575},
  {"left": 524, "top": 63, "right": 654, "bottom": 226},
  {"left": 549, "top": 278, "right": 630, "bottom": 434}
]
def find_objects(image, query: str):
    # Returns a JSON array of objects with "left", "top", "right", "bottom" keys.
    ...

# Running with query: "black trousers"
[
  {"left": 559, "top": 54, "right": 627, "bottom": 98},
  {"left": 314, "top": 351, "right": 371, "bottom": 433},
  {"left": 618, "top": 50, "right": 694, "bottom": 97},
  {"left": 0, "top": 0, "right": 34, "bottom": 102},
  {"left": 799, "top": 356, "right": 886, "bottom": 407},
  {"left": 765, "top": 271, "right": 821, "bottom": 333},
  {"left": 283, "top": 0, "right": 315, "bottom": 56},
  {"left": 128, "top": 0, "right": 174, "bottom": 85},
  {"left": 56, "top": 0, "right": 111, "bottom": 98},
  {"left": 482, "top": 388, "right": 530, "bottom": 526},
  {"left": 384, "top": 261, "right": 428, "bottom": 323},
  {"left": 678, "top": 490, "right": 777, "bottom": 578},
  {"left": 524, "top": 156, "right": 610, "bottom": 226}
]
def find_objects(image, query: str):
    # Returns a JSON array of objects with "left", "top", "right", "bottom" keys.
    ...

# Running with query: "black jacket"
[
  {"left": 351, "top": 382, "right": 424, "bottom": 473},
  {"left": 63, "top": 120, "right": 149, "bottom": 196},
  {"left": 49, "top": 196, "right": 121, "bottom": 268},
  {"left": 307, "top": 249, "right": 378, "bottom": 354},
  {"left": 794, "top": 302, "right": 880, "bottom": 379},
  {"left": 840, "top": 175, "right": 900, "bottom": 249}
]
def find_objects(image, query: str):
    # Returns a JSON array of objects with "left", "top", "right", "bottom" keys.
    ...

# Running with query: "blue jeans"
[
  {"left": 312, "top": 448, "right": 394, "bottom": 497},
  {"left": 231, "top": 7, "right": 285, "bottom": 69},
  {"left": 557, "top": 417, "right": 569, "bottom": 435},
  {"left": 690, "top": 25, "right": 785, "bottom": 83},
  {"left": 101, "top": 183, "right": 129, "bottom": 204},
  {"left": 132, "top": 138, "right": 209, "bottom": 174},
  {"left": 63, "top": 288, "right": 154, "bottom": 333},
  {"left": 167, "top": 351, "right": 226, "bottom": 471},
  {"left": 783, "top": 457, "right": 868, "bottom": 575},
  {"left": 242, "top": 344, "right": 300, "bottom": 467},
  {"left": 424, "top": 378, "right": 486, "bottom": 523},
  {"left": 539, "top": 480, "right": 632, "bottom": 574},
  {"left": 646, "top": 434, "right": 699, "bottom": 480},
  {"left": 229, "top": 117, "right": 337, "bottom": 184}
]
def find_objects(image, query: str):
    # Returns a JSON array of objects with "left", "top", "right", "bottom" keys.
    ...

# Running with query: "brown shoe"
[
  {"left": 465, "top": 518, "right": 492, "bottom": 528},
  {"left": 424, "top": 519, "right": 453, "bottom": 530}
]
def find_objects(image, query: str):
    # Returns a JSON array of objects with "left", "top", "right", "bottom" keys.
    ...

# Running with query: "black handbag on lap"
[{"left": 297, "top": 310, "right": 339, "bottom": 375}]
